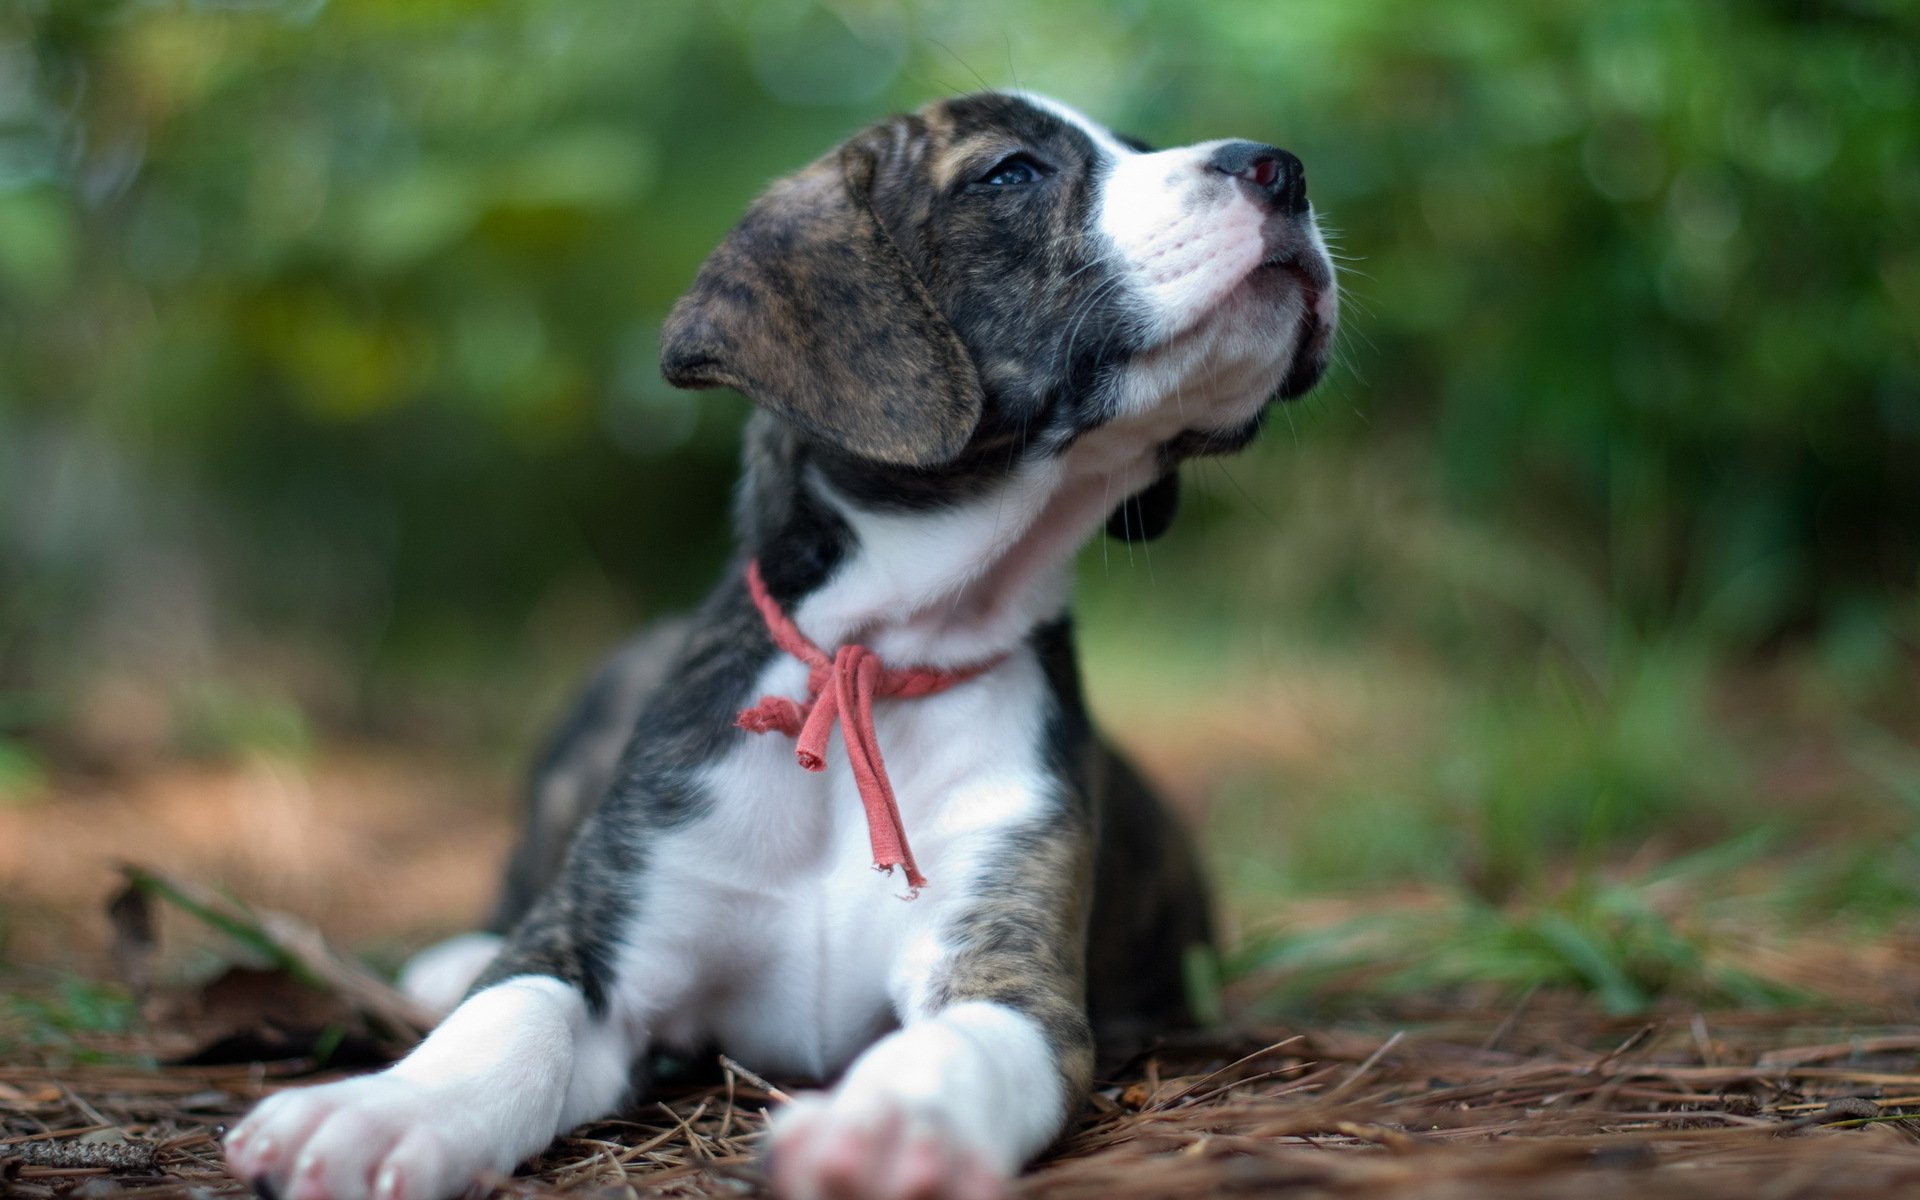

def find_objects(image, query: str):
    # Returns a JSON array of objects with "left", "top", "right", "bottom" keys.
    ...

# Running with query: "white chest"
[{"left": 614, "top": 648, "right": 1059, "bottom": 1080}]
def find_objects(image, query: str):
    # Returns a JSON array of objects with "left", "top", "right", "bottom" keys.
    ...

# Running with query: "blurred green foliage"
[
  {"left": 5, "top": 0, "right": 1915, "bottom": 689},
  {"left": 0, "top": 973, "right": 140, "bottom": 1066},
  {"left": 1, "top": 0, "right": 1917, "bottom": 925},
  {"left": 1231, "top": 860, "right": 1808, "bottom": 1017}
]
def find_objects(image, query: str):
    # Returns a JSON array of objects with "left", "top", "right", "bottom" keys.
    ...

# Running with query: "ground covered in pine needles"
[
  {"left": 6, "top": 753, "right": 1920, "bottom": 1198},
  {"left": 8, "top": 997, "right": 1920, "bottom": 1199}
]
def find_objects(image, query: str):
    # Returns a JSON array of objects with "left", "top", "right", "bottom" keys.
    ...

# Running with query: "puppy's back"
[{"left": 489, "top": 618, "right": 694, "bottom": 933}]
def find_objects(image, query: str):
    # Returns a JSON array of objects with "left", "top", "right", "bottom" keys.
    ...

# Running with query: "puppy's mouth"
[
  {"left": 1126, "top": 247, "right": 1337, "bottom": 465},
  {"left": 1251, "top": 252, "right": 1335, "bottom": 400},
  {"left": 1254, "top": 252, "right": 1330, "bottom": 303}
]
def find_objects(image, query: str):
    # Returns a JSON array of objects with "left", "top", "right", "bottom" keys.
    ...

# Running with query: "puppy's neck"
[{"left": 737, "top": 415, "right": 1165, "bottom": 669}]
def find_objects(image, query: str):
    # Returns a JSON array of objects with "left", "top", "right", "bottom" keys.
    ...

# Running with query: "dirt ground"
[
  {"left": 5, "top": 754, "right": 1920, "bottom": 1198},
  {"left": 0, "top": 750, "right": 517, "bottom": 968}
]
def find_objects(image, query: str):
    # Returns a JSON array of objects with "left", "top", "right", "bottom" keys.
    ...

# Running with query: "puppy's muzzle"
[{"left": 1213, "top": 139, "right": 1332, "bottom": 401}]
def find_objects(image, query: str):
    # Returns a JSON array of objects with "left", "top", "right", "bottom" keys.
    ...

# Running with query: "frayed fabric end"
[{"left": 734, "top": 560, "right": 998, "bottom": 899}]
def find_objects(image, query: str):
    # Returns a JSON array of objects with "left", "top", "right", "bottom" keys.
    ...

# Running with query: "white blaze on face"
[
  {"left": 1028, "top": 96, "right": 1295, "bottom": 338},
  {"left": 1026, "top": 93, "right": 1333, "bottom": 434},
  {"left": 1097, "top": 141, "right": 1269, "bottom": 341}
]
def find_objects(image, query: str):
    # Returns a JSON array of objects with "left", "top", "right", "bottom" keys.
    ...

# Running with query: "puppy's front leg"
[
  {"left": 225, "top": 974, "right": 632, "bottom": 1200},
  {"left": 771, "top": 831, "right": 1095, "bottom": 1200}
]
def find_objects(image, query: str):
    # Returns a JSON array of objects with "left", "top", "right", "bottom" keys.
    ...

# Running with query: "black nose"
[{"left": 1208, "top": 142, "right": 1307, "bottom": 216}]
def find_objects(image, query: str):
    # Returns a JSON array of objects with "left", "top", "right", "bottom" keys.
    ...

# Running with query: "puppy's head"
[{"left": 661, "top": 92, "right": 1337, "bottom": 528}]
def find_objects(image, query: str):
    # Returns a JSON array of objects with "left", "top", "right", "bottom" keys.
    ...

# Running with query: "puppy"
[{"left": 226, "top": 91, "right": 1337, "bottom": 1200}]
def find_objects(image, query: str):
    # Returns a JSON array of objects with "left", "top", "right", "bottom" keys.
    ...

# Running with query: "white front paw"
[
  {"left": 768, "top": 1091, "right": 1008, "bottom": 1200},
  {"left": 226, "top": 1074, "right": 497, "bottom": 1200}
]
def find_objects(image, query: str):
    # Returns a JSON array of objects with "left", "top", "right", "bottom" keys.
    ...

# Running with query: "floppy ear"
[
  {"left": 659, "top": 121, "right": 984, "bottom": 468},
  {"left": 1106, "top": 468, "right": 1181, "bottom": 543}
]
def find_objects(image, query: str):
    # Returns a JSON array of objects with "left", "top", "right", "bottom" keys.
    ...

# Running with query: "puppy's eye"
[{"left": 977, "top": 154, "right": 1046, "bottom": 187}]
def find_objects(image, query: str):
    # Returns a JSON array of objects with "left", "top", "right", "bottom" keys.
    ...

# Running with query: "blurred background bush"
[{"left": 2, "top": 0, "right": 1917, "bottom": 1001}]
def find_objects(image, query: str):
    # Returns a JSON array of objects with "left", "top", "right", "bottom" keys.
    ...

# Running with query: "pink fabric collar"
[{"left": 734, "top": 560, "right": 998, "bottom": 896}]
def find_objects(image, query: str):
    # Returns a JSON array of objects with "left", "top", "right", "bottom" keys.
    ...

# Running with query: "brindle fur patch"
[
  {"left": 662, "top": 94, "right": 1162, "bottom": 515},
  {"left": 659, "top": 119, "right": 984, "bottom": 470},
  {"left": 475, "top": 562, "right": 788, "bottom": 1014},
  {"left": 489, "top": 619, "right": 692, "bottom": 933},
  {"left": 921, "top": 616, "right": 1097, "bottom": 1109},
  {"left": 926, "top": 820, "right": 1097, "bottom": 1117}
]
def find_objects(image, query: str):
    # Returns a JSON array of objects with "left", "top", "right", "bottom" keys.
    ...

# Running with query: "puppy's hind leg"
[
  {"left": 393, "top": 623, "right": 691, "bottom": 1025},
  {"left": 227, "top": 971, "right": 635, "bottom": 1200},
  {"left": 396, "top": 931, "right": 504, "bottom": 1017}
]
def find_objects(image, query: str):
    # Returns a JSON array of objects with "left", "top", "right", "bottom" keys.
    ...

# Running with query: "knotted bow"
[{"left": 735, "top": 561, "right": 996, "bottom": 895}]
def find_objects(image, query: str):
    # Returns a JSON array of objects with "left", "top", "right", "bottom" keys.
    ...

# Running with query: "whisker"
[
  {"left": 1058, "top": 273, "right": 1129, "bottom": 376},
  {"left": 1100, "top": 466, "right": 1113, "bottom": 576},
  {"left": 1003, "top": 32, "right": 1026, "bottom": 102},
  {"left": 1213, "top": 458, "right": 1284, "bottom": 534},
  {"left": 1059, "top": 248, "right": 1126, "bottom": 288},
  {"left": 929, "top": 39, "right": 995, "bottom": 94}
]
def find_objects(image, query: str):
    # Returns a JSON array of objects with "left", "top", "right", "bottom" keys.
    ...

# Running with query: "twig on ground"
[
  {"left": 0, "top": 1138, "right": 159, "bottom": 1172},
  {"left": 718, "top": 1055, "right": 791, "bottom": 1104},
  {"left": 116, "top": 863, "right": 436, "bottom": 1041}
]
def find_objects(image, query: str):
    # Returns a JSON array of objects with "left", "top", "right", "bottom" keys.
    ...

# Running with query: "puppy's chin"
[
  {"left": 1163, "top": 412, "right": 1266, "bottom": 461},
  {"left": 1246, "top": 256, "right": 1334, "bottom": 390},
  {"left": 1276, "top": 315, "right": 1331, "bottom": 400},
  {"left": 1159, "top": 326, "right": 1327, "bottom": 461}
]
